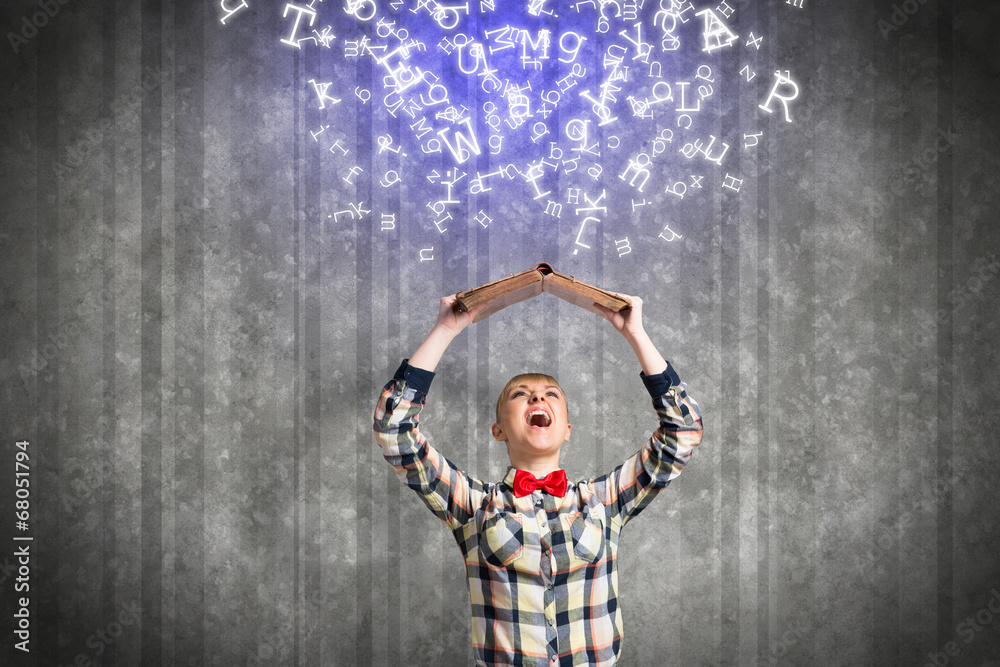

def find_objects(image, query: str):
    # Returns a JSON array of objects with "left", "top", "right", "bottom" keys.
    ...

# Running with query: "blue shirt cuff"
[
  {"left": 395, "top": 359, "right": 435, "bottom": 395},
  {"left": 639, "top": 363, "right": 681, "bottom": 397}
]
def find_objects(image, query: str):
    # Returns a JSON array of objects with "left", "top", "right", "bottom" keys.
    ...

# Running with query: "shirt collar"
[{"left": 501, "top": 467, "right": 519, "bottom": 491}]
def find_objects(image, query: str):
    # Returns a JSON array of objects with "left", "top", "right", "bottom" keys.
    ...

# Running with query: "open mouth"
[{"left": 526, "top": 409, "right": 552, "bottom": 428}]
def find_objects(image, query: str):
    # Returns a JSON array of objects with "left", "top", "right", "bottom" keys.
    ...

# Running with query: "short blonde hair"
[{"left": 495, "top": 373, "right": 566, "bottom": 424}]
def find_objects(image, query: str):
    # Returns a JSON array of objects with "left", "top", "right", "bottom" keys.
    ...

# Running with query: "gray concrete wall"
[{"left": 1, "top": 0, "right": 998, "bottom": 665}]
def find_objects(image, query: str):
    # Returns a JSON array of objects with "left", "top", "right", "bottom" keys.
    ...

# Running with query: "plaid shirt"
[{"left": 373, "top": 360, "right": 704, "bottom": 666}]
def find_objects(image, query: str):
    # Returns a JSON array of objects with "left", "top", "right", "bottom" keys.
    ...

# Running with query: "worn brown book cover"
[{"left": 455, "top": 262, "right": 631, "bottom": 322}]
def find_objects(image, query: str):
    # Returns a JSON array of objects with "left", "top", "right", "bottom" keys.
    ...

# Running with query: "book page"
[
  {"left": 471, "top": 281, "right": 544, "bottom": 322},
  {"left": 541, "top": 273, "right": 630, "bottom": 316},
  {"left": 541, "top": 282, "right": 608, "bottom": 316}
]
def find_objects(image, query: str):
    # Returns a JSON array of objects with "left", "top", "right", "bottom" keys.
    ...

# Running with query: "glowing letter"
[
  {"left": 342, "top": 166, "right": 363, "bottom": 185},
  {"left": 700, "top": 135, "right": 730, "bottom": 165},
  {"left": 695, "top": 8, "right": 738, "bottom": 52},
  {"left": 434, "top": 212, "right": 451, "bottom": 234},
  {"left": 345, "top": 0, "right": 377, "bottom": 21},
  {"left": 474, "top": 210, "right": 493, "bottom": 227},
  {"left": 310, "top": 125, "right": 328, "bottom": 142},
  {"left": 525, "top": 162, "right": 551, "bottom": 200},
  {"left": 559, "top": 31, "right": 587, "bottom": 63},
  {"left": 664, "top": 181, "right": 686, "bottom": 199},
  {"left": 380, "top": 171, "right": 402, "bottom": 187},
  {"left": 759, "top": 70, "right": 800, "bottom": 122},
  {"left": 573, "top": 216, "right": 598, "bottom": 255},
  {"left": 716, "top": 0, "right": 735, "bottom": 19},
  {"left": 652, "top": 128, "right": 673, "bottom": 156},
  {"left": 437, "top": 118, "right": 481, "bottom": 164},
  {"left": 309, "top": 79, "right": 341, "bottom": 108},
  {"left": 488, "top": 135, "right": 503, "bottom": 154},
  {"left": 616, "top": 238, "right": 632, "bottom": 257},
  {"left": 575, "top": 189, "right": 607, "bottom": 216},
  {"left": 377, "top": 135, "right": 401, "bottom": 154},
  {"left": 531, "top": 122, "right": 550, "bottom": 144},
  {"left": 349, "top": 201, "right": 371, "bottom": 218},
  {"left": 281, "top": 4, "right": 317, "bottom": 48},
  {"left": 619, "top": 153, "right": 651, "bottom": 192},
  {"left": 675, "top": 81, "right": 700, "bottom": 112},
  {"left": 410, "top": 117, "right": 433, "bottom": 140},
  {"left": 220, "top": 0, "right": 249, "bottom": 25},
  {"left": 659, "top": 225, "right": 682, "bottom": 242},
  {"left": 433, "top": 2, "right": 470, "bottom": 30}
]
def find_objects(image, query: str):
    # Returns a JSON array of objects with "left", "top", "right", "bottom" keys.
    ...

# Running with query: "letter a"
[
  {"left": 8, "top": 31, "right": 28, "bottom": 53},
  {"left": 877, "top": 19, "right": 898, "bottom": 39},
  {"left": 695, "top": 8, "right": 738, "bottom": 53}
]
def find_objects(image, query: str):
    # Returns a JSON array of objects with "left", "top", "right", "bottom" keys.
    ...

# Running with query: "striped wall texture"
[{"left": 1, "top": 0, "right": 998, "bottom": 665}]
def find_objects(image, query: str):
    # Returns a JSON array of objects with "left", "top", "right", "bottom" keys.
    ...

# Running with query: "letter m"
[
  {"left": 410, "top": 116, "right": 433, "bottom": 139},
  {"left": 519, "top": 29, "right": 551, "bottom": 60},
  {"left": 436, "top": 118, "right": 482, "bottom": 164}
]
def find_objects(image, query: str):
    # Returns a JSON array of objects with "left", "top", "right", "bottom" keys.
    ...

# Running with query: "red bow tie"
[{"left": 513, "top": 469, "right": 568, "bottom": 498}]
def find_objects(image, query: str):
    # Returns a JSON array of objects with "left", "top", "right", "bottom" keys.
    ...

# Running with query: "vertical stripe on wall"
[
  {"left": 140, "top": 1, "right": 164, "bottom": 661},
  {"left": 37, "top": 4, "right": 61, "bottom": 665},
  {"left": 300, "top": 35, "right": 324, "bottom": 666},
  {"left": 443, "top": 39, "right": 471, "bottom": 665},
  {"left": 755, "top": 0, "right": 771, "bottom": 660},
  {"left": 384, "top": 77, "right": 403, "bottom": 667},
  {"left": 719, "top": 5, "right": 740, "bottom": 661},
  {"left": 172, "top": 0, "right": 206, "bottom": 661},
  {"left": 872, "top": 2, "right": 900, "bottom": 662},
  {"left": 159, "top": 0, "right": 176, "bottom": 662},
  {"left": 474, "top": 11, "right": 492, "bottom": 541},
  {"left": 292, "top": 45, "right": 303, "bottom": 667},
  {"left": 354, "top": 30, "right": 375, "bottom": 663},
  {"left": 934, "top": 2, "right": 954, "bottom": 648},
  {"left": 101, "top": 1, "right": 121, "bottom": 663},
  {"left": 115, "top": 1, "right": 143, "bottom": 662}
]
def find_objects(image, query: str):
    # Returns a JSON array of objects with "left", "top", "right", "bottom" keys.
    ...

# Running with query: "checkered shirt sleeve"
[
  {"left": 373, "top": 359, "right": 489, "bottom": 531},
  {"left": 590, "top": 364, "right": 705, "bottom": 527}
]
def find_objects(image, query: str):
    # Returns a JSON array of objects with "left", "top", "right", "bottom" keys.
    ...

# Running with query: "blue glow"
[{"left": 219, "top": 0, "right": 804, "bottom": 261}]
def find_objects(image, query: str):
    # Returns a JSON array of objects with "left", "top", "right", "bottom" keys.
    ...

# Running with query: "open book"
[{"left": 455, "top": 262, "right": 631, "bottom": 322}]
